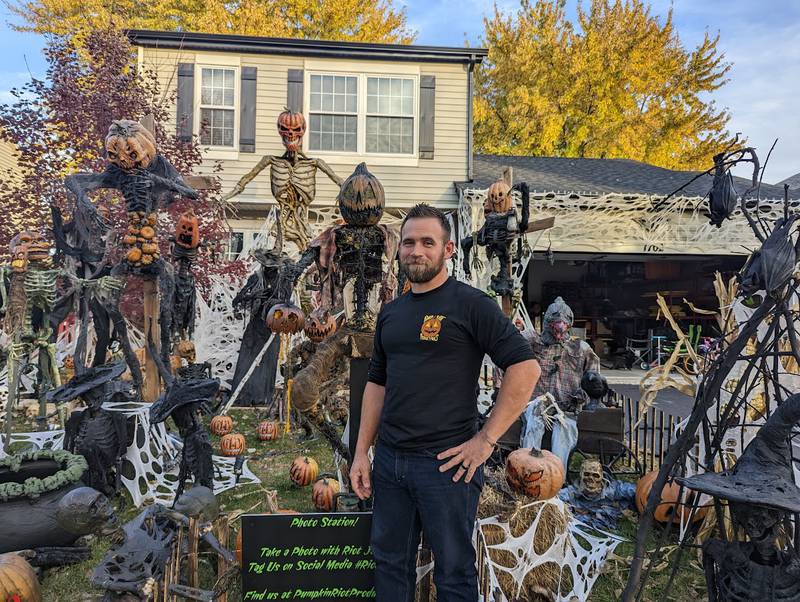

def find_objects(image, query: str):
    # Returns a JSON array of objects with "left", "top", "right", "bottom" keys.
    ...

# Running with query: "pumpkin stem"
[{"left": 529, "top": 448, "right": 543, "bottom": 458}]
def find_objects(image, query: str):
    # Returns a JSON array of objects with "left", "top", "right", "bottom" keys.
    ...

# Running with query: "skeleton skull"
[
  {"left": 176, "top": 340, "right": 196, "bottom": 364},
  {"left": 9, "top": 231, "right": 51, "bottom": 271},
  {"left": 56, "top": 486, "right": 119, "bottom": 536},
  {"left": 485, "top": 180, "right": 513, "bottom": 215},
  {"left": 277, "top": 109, "right": 306, "bottom": 153},
  {"left": 105, "top": 120, "right": 157, "bottom": 170},
  {"left": 579, "top": 458, "right": 605, "bottom": 500}
]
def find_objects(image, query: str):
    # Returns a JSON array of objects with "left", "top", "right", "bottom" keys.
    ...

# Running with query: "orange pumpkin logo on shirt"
[{"left": 420, "top": 315, "right": 446, "bottom": 342}]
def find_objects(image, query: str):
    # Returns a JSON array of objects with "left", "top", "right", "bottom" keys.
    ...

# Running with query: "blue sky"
[{"left": 1, "top": 0, "right": 798, "bottom": 181}]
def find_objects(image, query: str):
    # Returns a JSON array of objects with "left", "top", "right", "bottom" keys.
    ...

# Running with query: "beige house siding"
[
  {"left": 0, "top": 138, "right": 21, "bottom": 183},
  {"left": 138, "top": 47, "right": 469, "bottom": 215}
]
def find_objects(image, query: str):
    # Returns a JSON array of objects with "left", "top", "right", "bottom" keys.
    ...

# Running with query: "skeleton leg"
[
  {"left": 3, "top": 346, "right": 24, "bottom": 452},
  {"left": 107, "top": 302, "right": 143, "bottom": 395}
]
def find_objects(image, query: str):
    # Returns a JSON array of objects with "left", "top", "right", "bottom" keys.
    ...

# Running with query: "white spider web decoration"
[
  {"left": 478, "top": 498, "right": 623, "bottom": 602},
  {"left": 0, "top": 401, "right": 260, "bottom": 506}
]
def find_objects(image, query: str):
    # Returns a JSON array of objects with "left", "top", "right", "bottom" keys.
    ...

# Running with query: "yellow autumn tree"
[
  {"left": 474, "top": 0, "right": 736, "bottom": 170},
  {"left": 7, "top": 0, "right": 416, "bottom": 43}
]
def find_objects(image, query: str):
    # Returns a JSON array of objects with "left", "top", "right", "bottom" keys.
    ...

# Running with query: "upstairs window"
[
  {"left": 200, "top": 67, "right": 236, "bottom": 147},
  {"left": 309, "top": 74, "right": 358, "bottom": 152},
  {"left": 366, "top": 76, "right": 414, "bottom": 154}
]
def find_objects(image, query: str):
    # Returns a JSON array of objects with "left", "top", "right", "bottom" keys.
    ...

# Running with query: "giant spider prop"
[
  {"left": 221, "top": 108, "right": 342, "bottom": 250},
  {"left": 622, "top": 148, "right": 800, "bottom": 602},
  {"left": 62, "top": 120, "right": 199, "bottom": 389},
  {"left": 461, "top": 180, "right": 530, "bottom": 297}
]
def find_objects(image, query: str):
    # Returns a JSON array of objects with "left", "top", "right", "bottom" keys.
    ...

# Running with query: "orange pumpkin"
[
  {"left": 256, "top": 420, "right": 279, "bottom": 441},
  {"left": 267, "top": 303, "right": 306, "bottom": 335},
  {"left": 277, "top": 109, "right": 306, "bottom": 152},
  {"left": 337, "top": 163, "right": 385, "bottom": 226},
  {"left": 304, "top": 310, "right": 337, "bottom": 343},
  {"left": 0, "top": 553, "right": 41, "bottom": 602},
  {"left": 635, "top": 470, "right": 707, "bottom": 524},
  {"left": 505, "top": 448, "right": 565, "bottom": 500},
  {"left": 210, "top": 415, "right": 234, "bottom": 436},
  {"left": 141, "top": 242, "right": 159, "bottom": 255},
  {"left": 105, "top": 120, "right": 157, "bottom": 170},
  {"left": 140, "top": 226, "right": 156, "bottom": 240},
  {"left": 126, "top": 247, "right": 142, "bottom": 263},
  {"left": 289, "top": 456, "right": 319, "bottom": 487},
  {"left": 485, "top": 180, "right": 513, "bottom": 214},
  {"left": 220, "top": 433, "right": 246, "bottom": 457},
  {"left": 312, "top": 476, "right": 341, "bottom": 511},
  {"left": 122, "top": 235, "right": 137, "bottom": 246},
  {"left": 175, "top": 209, "right": 200, "bottom": 250}
]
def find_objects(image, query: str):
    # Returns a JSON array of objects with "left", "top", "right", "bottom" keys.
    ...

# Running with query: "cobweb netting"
[
  {"left": 477, "top": 498, "right": 623, "bottom": 602},
  {"left": 0, "top": 401, "right": 260, "bottom": 505}
]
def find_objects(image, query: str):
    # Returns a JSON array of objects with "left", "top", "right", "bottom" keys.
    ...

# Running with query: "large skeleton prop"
[{"left": 221, "top": 109, "right": 342, "bottom": 251}]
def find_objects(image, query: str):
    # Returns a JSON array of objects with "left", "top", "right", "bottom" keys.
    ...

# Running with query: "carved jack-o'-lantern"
[
  {"left": 220, "top": 432, "right": 246, "bottom": 457},
  {"left": 312, "top": 476, "right": 341, "bottom": 511},
  {"left": 0, "top": 553, "right": 42, "bottom": 602},
  {"left": 105, "top": 120, "right": 157, "bottom": 170},
  {"left": 277, "top": 109, "right": 306, "bottom": 152},
  {"left": 635, "top": 470, "right": 707, "bottom": 524},
  {"left": 176, "top": 340, "right": 196, "bottom": 364},
  {"left": 175, "top": 209, "right": 200, "bottom": 250},
  {"left": 210, "top": 415, "right": 234, "bottom": 436},
  {"left": 485, "top": 180, "right": 513, "bottom": 215},
  {"left": 267, "top": 303, "right": 306, "bottom": 335},
  {"left": 337, "top": 162, "right": 385, "bottom": 226},
  {"left": 304, "top": 310, "right": 337, "bottom": 343},
  {"left": 505, "top": 448, "right": 565, "bottom": 500},
  {"left": 289, "top": 456, "right": 319, "bottom": 487},
  {"left": 256, "top": 420, "right": 279, "bottom": 442},
  {"left": 9, "top": 231, "right": 50, "bottom": 272}
]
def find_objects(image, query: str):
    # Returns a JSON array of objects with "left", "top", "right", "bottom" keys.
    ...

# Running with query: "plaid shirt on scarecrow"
[{"left": 521, "top": 329, "right": 600, "bottom": 408}]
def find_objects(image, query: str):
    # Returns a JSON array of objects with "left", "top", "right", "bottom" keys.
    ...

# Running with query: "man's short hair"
[{"left": 400, "top": 203, "right": 452, "bottom": 242}]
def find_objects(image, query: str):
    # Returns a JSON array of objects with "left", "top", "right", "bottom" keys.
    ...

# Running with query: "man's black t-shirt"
[{"left": 367, "top": 276, "right": 535, "bottom": 451}]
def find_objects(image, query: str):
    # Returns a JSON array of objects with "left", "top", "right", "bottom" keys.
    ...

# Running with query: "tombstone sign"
[{"left": 241, "top": 512, "right": 375, "bottom": 601}]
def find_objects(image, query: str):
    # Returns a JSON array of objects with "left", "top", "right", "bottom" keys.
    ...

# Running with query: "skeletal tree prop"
[
  {"left": 622, "top": 149, "right": 800, "bottom": 601},
  {"left": 221, "top": 109, "right": 343, "bottom": 251}
]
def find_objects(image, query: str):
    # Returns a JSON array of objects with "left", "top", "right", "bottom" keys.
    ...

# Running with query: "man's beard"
[{"left": 401, "top": 251, "right": 446, "bottom": 283}]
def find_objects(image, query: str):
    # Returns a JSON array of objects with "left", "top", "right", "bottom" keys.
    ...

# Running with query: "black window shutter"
[
  {"left": 419, "top": 75, "right": 436, "bottom": 160},
  {"left": 176, "top": 63, "right": 194, "bottom": 142},
  {"left": 287, "top": 69, "right": 304, "bottom": 112},
  {"left": 240, "top": 66, "right": 257, "bottom": 152}
]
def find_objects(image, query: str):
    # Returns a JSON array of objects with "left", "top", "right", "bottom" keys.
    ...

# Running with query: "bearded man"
[{"left": 350, "top": 203, "right": 540, "bottom": 601}]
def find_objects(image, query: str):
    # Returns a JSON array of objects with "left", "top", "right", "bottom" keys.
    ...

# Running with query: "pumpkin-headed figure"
[
  {"left": 105, "top": 120, "right": 157, "bottom": 170},
  {"left": 338, "top": 162, "right": 385, "bottom": 227},
  {"left": 175, "top": 209, "right": 200, "bottom": 251},
  {"left": 485, "top": 180, "right": 514, "bottom": 215},
  {"left": 277, "top": 109, "right": 306, "bottom": 153},
  {"left": 304, "top": 309, "right": 337, "bottom": 343}
]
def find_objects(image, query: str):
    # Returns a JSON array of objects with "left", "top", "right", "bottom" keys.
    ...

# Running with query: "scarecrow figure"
[
  {"left": 221, "top": 109, "right": 343, "bottom": 250},
  {"left": 678, "top": 393, "right": 800, "bottom": 602},
  {"left": 47, "top": 362, "right": 133, "bottom": 496},
  {"left": 461, "top": 180, "right": 530, "bottom": 297}
]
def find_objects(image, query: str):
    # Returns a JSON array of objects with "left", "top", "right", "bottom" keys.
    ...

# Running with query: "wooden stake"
[
  {"left": 216, "top": 515, "right": 230, "bottom": 602},
  {"left": 143, "top": 278, "right": 161, "bottom": 402},
  {"left": 188, "top": 517, "right": 200, "bottom": 588}
]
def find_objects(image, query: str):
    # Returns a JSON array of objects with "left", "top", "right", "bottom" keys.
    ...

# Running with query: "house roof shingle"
[{"left": 465, "top": 154, "right": 799, "bottom": 200}]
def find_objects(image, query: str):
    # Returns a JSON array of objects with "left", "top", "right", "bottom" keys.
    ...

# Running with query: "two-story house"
[{"left": 129, "top": 30, "right": 487, "bottom": 257}]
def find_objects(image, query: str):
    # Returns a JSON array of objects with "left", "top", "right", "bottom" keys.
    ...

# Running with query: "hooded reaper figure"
[
  {"left": 678, "top": 393, "right": 800, "bottom": 602},
  {"left": 522, "top": 297, "right": 601, "bottom": 412}
]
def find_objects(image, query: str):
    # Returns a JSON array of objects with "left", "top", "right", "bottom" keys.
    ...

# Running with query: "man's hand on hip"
[
  {"left": 437, "top": 433, "right": 494, "bottom": 483},
  {"left": 350, "top": 452, "right": 372, "bottom": 500}
]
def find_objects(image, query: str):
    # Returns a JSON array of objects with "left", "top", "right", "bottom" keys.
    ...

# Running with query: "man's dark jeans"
[{"left": 371, "top": 443, "right": 484, "bottom": 602}]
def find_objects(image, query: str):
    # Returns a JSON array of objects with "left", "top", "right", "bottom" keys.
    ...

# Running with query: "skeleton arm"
[
  {"left": 220, "top": 155, "right": 274, "bottom": 202},
  {"left": 152, "top": 158, "right": 199, "bottom": 201},
  {"left": 64, "top": 170, "right": 115, "bottom": 235},
  {"left": 314, "top": 158, "right": 344, "bottom": 187}
]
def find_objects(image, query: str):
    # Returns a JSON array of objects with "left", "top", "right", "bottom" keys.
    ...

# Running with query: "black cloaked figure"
[
  {"left": 708, "top": 151, "right": 738, "bottom": 228},
  {"left": 738, "top": 214, "right": 800, "bottom": 298},
  {"left": 677, "top": 393, "right": 800, "bottom": 602}
]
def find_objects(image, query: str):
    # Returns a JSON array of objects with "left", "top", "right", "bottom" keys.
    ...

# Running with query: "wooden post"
[
  {"left": 143, "top": 278, "right": 161, "bottom": 402},
  {"left": 216, "top": 515, "right": 230, "bottom": 602},
  {"left": 188, "top": 517, "right": 200, "bottom": 588}
]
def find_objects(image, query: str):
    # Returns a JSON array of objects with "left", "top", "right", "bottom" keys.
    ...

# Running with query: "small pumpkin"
[
  {"left": 126, "top": 248, "right": 142, "bottom": 263},
  {"left": 485, "top": 180, "right": 513, "bottom": 214},
  {"left": 141, "top": 242, "right": 159, "bottom": 255},
  {"left": 337, "top": 162, "right": 385, "bottom": 226},
  {"left": 122, "top": 235, "right": 137, "bottom": 246},
  {"left": 311, "top": 475, "right": 341, "bottom": 512},
  {"left": 304, "top": 309, "right": 337, "bottom": 343},
  {"left": 635, "top": 470, "right": 707, "bottom": 524},
  {"left": 220, "top": 433, "right": 246, "bottom": 457},
  {"left": 105, "top": 119, "right": 157, "bottom": 170},
  {"left": 505, "top": 448, "right": 564, "bottom": 500},
  {"left": 0, "top": 553, "right": 42, "bottom": 602},
  {"left": 289, "top": 456, "right": 319, "bottom": 487},
  {"left": 277, "top": 109, "right": 306, "bottom": 152},
  {"left": 256, "top": 420, "right": 279, "bottom": 442},
  {"left": 210, "top": 415, "right": 234, "bottom": 436},
  {"left": 267, "top": 303, "right": 306, "bottom": 335},
  {"left": 175, "top": 209, "right": 200, "bottom": 250},
  {"left": 140, "top": 226, "right": 156, "bottom": 240}
]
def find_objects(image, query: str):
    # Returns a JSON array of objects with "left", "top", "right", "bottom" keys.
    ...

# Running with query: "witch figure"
[{"left": 678, "top": 393, "right": 800, "bottom": 602}]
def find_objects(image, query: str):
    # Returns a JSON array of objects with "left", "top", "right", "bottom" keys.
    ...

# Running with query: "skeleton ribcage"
[
  {"left": 120, "top": 169, "right": 154, "bottom": 213},
  {"left": 24, "top": 270, "right": 58, "bottom": 312},
  {"left": 270, "top": 159, "right": 317, "bottom": 205}
]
